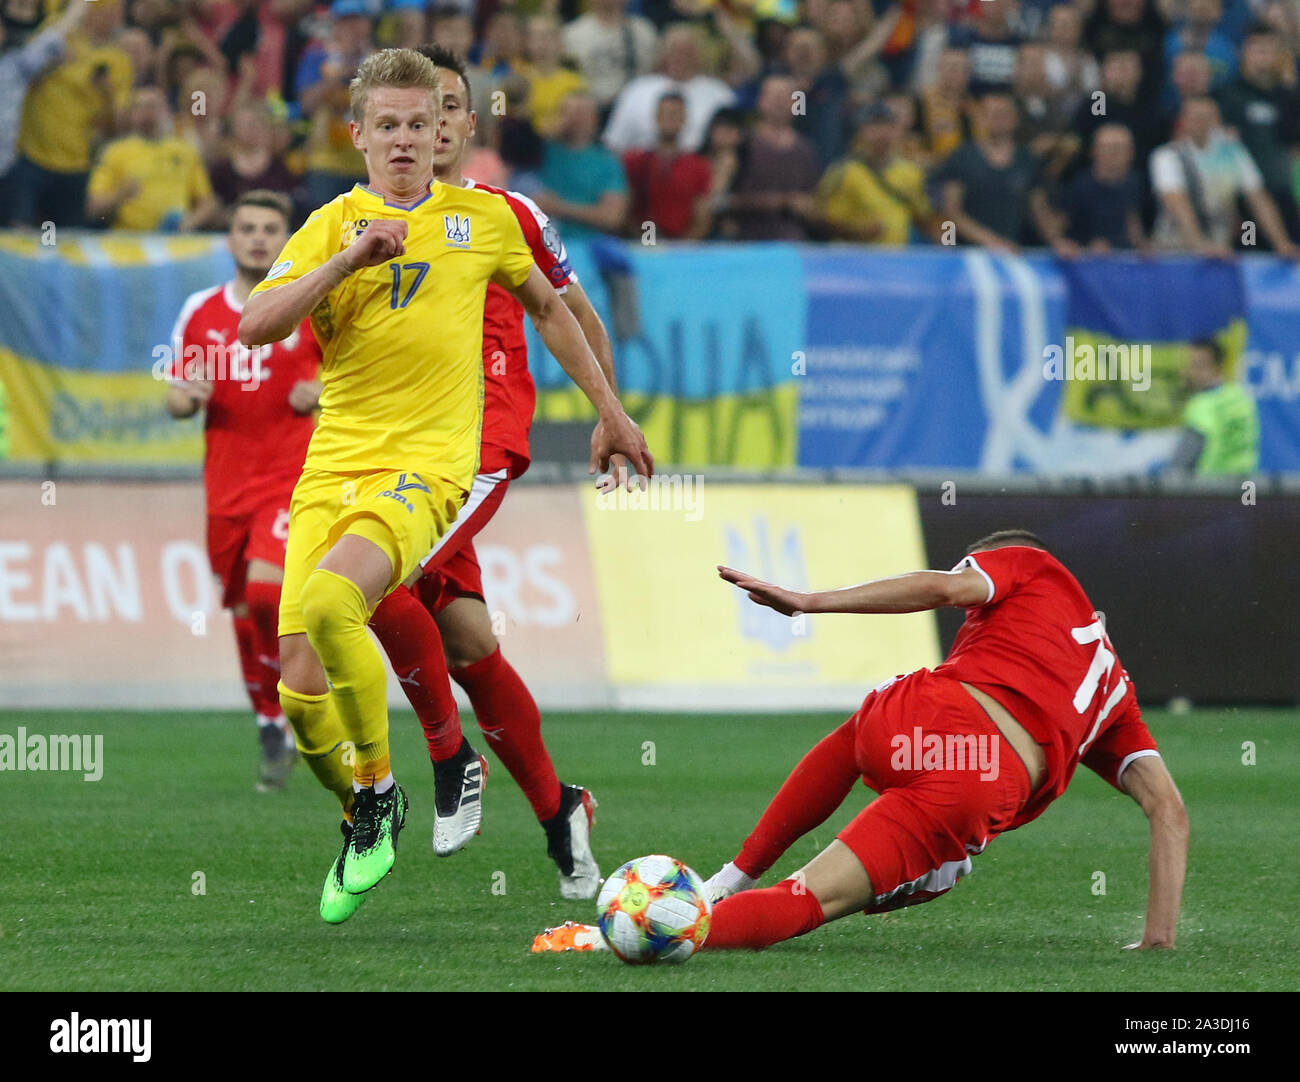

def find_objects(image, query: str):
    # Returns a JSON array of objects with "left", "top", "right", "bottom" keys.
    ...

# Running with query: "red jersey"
[
  {"left": 622, "top": 149, "right": 712, "bottom": 239},
  {"left": 468, "top": 180, "right": 578, "bottom": 478},
  {"left": 170, "top": 282, "right": 321, "bottom": 518},
  {"left": 933, "top": 546, "right": 1159, "bottom": 829}
]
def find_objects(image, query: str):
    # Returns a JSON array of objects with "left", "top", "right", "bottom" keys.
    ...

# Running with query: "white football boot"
[
  {"left": 544, "top": 784, "right": 602, "bottom": 900},
  {"left": 432, "top": 740, "right": 487, "bottom": 856}
]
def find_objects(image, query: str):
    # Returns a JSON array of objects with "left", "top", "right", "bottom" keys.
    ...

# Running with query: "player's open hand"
[
  {"left": 595, "top": 454, "right": 646, "bottom": 494},
  {"left": 590, "top": 413, "right": 653, "bottom": 480},
  {"left": 344, "top": 219, "right": 408, "bottom": 271},
  {"left": 718, "top": 566, "right": 808, "bottom": 617}
]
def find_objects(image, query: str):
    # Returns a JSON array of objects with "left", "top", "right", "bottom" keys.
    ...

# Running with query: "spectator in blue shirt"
[
  {"left": 1060, "top": 123, "right": 1149, "bottom": 250},
  {"left": 531, "top": 91, "right": 629, "bottom": 241}
]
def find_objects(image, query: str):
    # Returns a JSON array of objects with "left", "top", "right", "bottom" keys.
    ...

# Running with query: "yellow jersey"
[
  {"left": 18, "top": 34, "right": 133, "bottom": 174},
  {"left": 87, "top": 135, "right": 213, "bottom": 230},
  {"left": 817, "top": 156, "right": 930, "bottom": 247},
  {"left": 250, "top": 181, "right": 536, "bottom": 491}
]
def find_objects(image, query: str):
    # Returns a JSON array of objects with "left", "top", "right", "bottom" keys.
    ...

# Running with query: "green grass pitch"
[{"left": 1, "top": 707, "right": 1296, "bottom": 991}]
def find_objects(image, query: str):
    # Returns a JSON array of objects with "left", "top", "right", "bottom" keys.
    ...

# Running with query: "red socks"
[
  {"left": 243, "top": 580, "right": 282, "bottom": 716},
  {"left": 704, "top": 879, "right": 826, "bottom": 950},
  {"left": 734, "top": 717, "right": 861, "bottom": 879},
  {"left": 452, "top": 647, "right": 561, "bottom": 822},
  {"left": 232, "top": 613, "right": 272, "bottom": 716},
  {"left": 368, "top": 586, "right": 464, "bottom": 761}
]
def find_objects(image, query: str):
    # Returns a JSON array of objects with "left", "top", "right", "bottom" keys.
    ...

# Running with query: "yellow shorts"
[{"left": 278, "top": 467, "right": 465, "bottom": 637}]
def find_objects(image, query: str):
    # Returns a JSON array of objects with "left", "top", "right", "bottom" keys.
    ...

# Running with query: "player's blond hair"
[{"left": 349, "top": 49, "right": 442, "bottom": 125}]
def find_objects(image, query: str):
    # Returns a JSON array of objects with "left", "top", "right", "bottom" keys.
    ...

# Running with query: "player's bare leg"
[
  {"left": 437, "top": 595, "right": 600, "bottom": 898},
  {"left": 307, "top": 532, "right": 409, "bottom": 894},
  {"left": 245, "top": 558, "right": 296, "bottom": 790}
]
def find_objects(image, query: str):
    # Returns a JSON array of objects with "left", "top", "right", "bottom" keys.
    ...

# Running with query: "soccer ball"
[{"left": 596, "top": 854, "right": 712, "bottom": 965}]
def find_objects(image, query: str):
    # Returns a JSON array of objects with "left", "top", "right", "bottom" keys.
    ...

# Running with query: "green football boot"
[
  {"left": 320, "top": 820, "right": 368, "bottom": 924},
  {"left": 342, "top": 783, "right": 408, "bottom": 895}
]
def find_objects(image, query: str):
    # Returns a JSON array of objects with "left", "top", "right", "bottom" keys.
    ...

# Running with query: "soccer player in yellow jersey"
[{"left": 239, "top": 48, "right": 651, "bottom": 919}]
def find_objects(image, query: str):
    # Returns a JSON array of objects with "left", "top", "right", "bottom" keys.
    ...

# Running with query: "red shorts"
[
  {"left": 206, "top": 500, "right": 291, "bottom": 609},
  {"left": 414, "top": 466, "right": 509, "bottom": 613},
  {"left": 837, "top": 670, "right": 1032, "bottom": 913}
]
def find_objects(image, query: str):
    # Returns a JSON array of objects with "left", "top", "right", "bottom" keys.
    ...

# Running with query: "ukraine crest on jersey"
[{"left": 250, "top": 181, "right": 535, "bottom": 494}]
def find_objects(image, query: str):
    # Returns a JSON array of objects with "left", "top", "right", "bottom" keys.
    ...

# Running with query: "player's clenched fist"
[{"left": 341, "top": 219, "right": 408, "bottom": 272}]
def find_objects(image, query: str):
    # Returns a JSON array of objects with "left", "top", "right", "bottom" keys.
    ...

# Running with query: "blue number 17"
[{"left": 389, "top": 262, "right": 430, "bottom": 309}]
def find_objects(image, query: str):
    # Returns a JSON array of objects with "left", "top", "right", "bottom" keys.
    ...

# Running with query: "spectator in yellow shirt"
[
  {"left": 14, "top": 0, "right": 133, "bottom": 227},
  {"left": 520, "top": 14, "right": 586, "bottom": 138},
  {"left": 87, "top": 86, "right": 218, "bottom": 232},
  {"left": 817, "top": 102, "right": 935, "bottom": 245}
]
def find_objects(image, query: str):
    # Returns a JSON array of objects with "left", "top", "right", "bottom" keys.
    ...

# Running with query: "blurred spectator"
[
  {"left": 472, "top": 8, "right": 525, "bottom": 75},
  {"left": 919, "top": 46, "right": 977, "bottom": 163},
  {"left": 86, "top": 85, "right": 218, "bottom": 231},
  {"left": 1014, "top": 42, "right": 1079, "bottom": 181},
  {"left": 603, "top": 23, "right": 736, "bottom": 154},
  {"left": 208, "top": 102, "right": 298, "bottom": 210},
  {"left": 816, "top": 0, "right": 894, "bottom": 101},
  {"left": 1043, "top": 3, "right": 1100, "bottom": 116},
  {"left": 1149, "top": 94, "right": 1297, "bottom": 255},
  {"left": 14, "top": 0, "right": 133, "bottom": 229},
  {"left": 932, "top": 91, "right": 1061, "bottom": 252},
  {"left": 622, "top": 91, "right": 713, "bottom": 240},
  {"left": 949, "top": 0, "right": 1024, "bottom": 97},
  {"left": 727, "top": 73, "right": 821, "bottom": 240},
  {"left": 1216, "top": 23, "right": 1300, "bottom": 243},
  {"left": 782, "top": 24, "right": 851, "bottom": 167},
  {"left": 519, "top": 13, "right": 585, "bottom": 138},
  {"left": 1166, "top": 49, "right": 1213, "bottom": 124},
  {"left": 562, "top": 0, "right": 657, "bottom": 112},
  {"left": 296, "top": 0, "right": 374, "bottom": 207},
  {"left": 386, "top": 0, "right": 428, "bottom": 50},
  {"left": 1163, "top": 0, "right": 1237, "bottom": 90},
  {"left": 497, "top": 71, "right": 546, "bottom": 171},
  {"left": 883, "top": 89, "right": 930, "bottom": 167},
  {"left": 1166, "top": 338, "right": 1259, "bottom": 476},
  {"left": 817, "top": 102, "right": 935, "bottom": 244},
  {"left": 532, "top": 91, "right": 629, "bottom": 240},
  {"left": 176, "top": 64, "right": 231, "bottom": 166},
  {"left": 904, "top": 0, "right": 958, "bottom": 93},
  {"left": 1085, "top": 0, "right": 1168, "bottom": 105},
  {"left": 430, "top": 7, "right": 476, "bottom": 60},
  {"left": 0, "top": 0, "right": 88, "bottom": 226},
  {"left": 118, "top": 25, "right": 155, "bottom": 87},
  {"left": 1071, "top": 49, "right": 1168, "bottom": 169},
  {"left": 1059, "top": 123, "right": 1148, "bottom": 250},
  {"left": 701, "top": 106, "right": 745, "bottom": 236}
]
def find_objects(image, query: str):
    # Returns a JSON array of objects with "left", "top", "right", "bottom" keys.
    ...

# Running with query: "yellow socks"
[
  {"left": 278, "top": 681, "right": 353, "bottom": 813},
  {"left": 299, "top": 567, "right": 391, "bottom": 781}
]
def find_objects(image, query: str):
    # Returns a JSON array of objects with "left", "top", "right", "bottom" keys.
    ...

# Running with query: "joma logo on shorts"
[{"left": 378, "top": 489, "right": 416, "bottom": 515}]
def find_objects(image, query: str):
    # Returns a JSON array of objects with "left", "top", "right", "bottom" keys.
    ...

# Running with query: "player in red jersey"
[
  {"left": 533, "top": 531, "right": 1189, "bottom": 954},
  {"left": 166, "top": 190, "right": 323, "bottom": 791},
  {"left": 365, "top": 47, "right": 628, "bottom": 898}
]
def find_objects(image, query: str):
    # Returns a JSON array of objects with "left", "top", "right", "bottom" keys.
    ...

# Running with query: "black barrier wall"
[{"left": 918, "top": 491, "right": 1300, "bottom": 704}]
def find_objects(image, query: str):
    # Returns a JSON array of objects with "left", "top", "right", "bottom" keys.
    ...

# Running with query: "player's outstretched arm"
[
  {"left": 239, "top": 220, "right": 408, "bottom": 346},
  {"left": 717, "top": 565, "right": 991, "bottom": 616},
  {"left": 508, "top": 264, "right": 653, "bottom": 478},
  {"left": 1119, "top": 755, "right": 1189, "bottom": 950}
]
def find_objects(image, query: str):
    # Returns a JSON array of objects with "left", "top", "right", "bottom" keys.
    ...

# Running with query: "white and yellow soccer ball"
[{"left": 595, "top": 855, "right": 712, "bottom": 965}]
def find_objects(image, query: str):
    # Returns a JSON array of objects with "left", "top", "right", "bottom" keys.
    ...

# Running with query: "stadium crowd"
[{"left": 3, "top": 0, "right": 1300, "bottom": 255}]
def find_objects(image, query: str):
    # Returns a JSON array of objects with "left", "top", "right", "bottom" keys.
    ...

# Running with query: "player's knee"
[
  {"left": 445, "top": 635, "right": 497, "bottom": 672},
  {"left": 278, "top": 635, "right": 326, "bottom": 696},
  {"left": 299, "top": 568, "right": 364, "bottom": 641}
]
